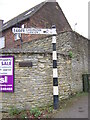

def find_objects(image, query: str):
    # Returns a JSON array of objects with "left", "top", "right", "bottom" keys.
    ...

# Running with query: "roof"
[{"left": 2, "top": 1, "right": 46, "bottom": 31}]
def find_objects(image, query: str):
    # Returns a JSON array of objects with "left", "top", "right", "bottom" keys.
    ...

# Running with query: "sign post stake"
[{"left": 52, "top": 25, "right": 59, "bottom": 109}]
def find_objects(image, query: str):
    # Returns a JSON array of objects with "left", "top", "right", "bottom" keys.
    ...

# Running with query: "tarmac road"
[{"left": 53, "top": 94, "right": 88, "bottom": 118}]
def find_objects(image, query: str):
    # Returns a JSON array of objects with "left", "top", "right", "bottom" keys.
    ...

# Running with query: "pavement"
[{"left": 52, "top": 94, "right": 88, "bottom": 118}]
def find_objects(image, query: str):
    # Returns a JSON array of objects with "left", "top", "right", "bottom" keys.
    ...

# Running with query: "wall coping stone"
[{"left": 0, "top": 49, "right": 70, "bottom": 57}]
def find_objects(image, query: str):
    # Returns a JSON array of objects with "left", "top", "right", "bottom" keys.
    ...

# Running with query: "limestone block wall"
[
  {"left": 0, "top": 51, "right": 52, "bottom": 111},
  {"left": 23, "top": 31, "right": 88, "bottom": 93},
  {"left": 0, "top": 31, "right": 88, "bottom": 111},
  {"left": 0, "top": 50, "right": 72, "bottom": 111}
]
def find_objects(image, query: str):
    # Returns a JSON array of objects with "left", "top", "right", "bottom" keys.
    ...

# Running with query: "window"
[
  {"left": 0, "top": 37, "right": 5, "bottom": 49},
  {"left": 14, "top": 33, "right": 21, "bottom": 41}
]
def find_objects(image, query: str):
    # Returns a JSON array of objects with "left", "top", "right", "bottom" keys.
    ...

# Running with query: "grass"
[
  {"left": 9, "top": 107, "right": 20, "bottom": 116},
  {"left": 20, "top": 113, "right": 27, "bottom": 119},
  {"left": 30, "top": 107, "right": 42, "bottom": 118}
]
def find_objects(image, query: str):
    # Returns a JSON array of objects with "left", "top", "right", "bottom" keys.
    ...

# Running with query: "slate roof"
[{"left": 2, "top": 1, "right": 46, "bottom": 31}]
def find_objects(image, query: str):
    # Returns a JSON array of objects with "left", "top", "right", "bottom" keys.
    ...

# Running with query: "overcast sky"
[{"left": 0, "top": 0, "right": 89, "bottom": 38}]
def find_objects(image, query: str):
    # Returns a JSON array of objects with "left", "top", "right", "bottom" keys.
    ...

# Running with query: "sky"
[{"left": 0, "top": 0, "right": 89, "bottom": 38}]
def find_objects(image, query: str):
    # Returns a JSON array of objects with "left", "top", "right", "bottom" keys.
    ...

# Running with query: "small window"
[
  {"left": 0, "top": 37, "right": 5, "bottom": 49},
  {"left": 14, "top": 33, "right": 21, "bottom": 41}
]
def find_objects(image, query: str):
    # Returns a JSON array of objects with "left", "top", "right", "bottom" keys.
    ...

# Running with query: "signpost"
[
  {"left": 12, "top": 27, "right": 57, "bottom": 35},
  {"left": 12, "top": 26, "right": 58, "bottom": 109},
  {"left": 0, "top": 56, "right": 14, "bottom": 92}
]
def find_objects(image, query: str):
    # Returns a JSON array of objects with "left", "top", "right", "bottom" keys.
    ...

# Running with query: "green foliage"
[
  {"left": 69, "top": 51, "right": 73, "bottom": 58},
  {"left": 46, "top": 115, "right": 49, "bottom": 118},
  {"left": 21, "top": 113, "right": 27, "bottom": 118},
  {"left": 75, "top": 92, "right": 88, "bottom": 97},
  {"left": 34, "top": 111, "right": 41, "bottom": 118},
  {"left": 9, "top": 106, "right": 20, "bottom": 116},
  {"left": 47, "top": 106, "right": 53, "bottom": 113},
  {"left": 30, "top": 107, "right": 42, "bottom": 118}
]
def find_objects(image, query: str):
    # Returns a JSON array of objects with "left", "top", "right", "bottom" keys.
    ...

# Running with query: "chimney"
[
  {"left": 0, "top": 20, "right": 3, "bottom": 30},
  {"left": 46, "top": 0, "right": 56, "bottom": 2},
  {"left": 0, "top": 20, "right": 3, "bottom": 37}
]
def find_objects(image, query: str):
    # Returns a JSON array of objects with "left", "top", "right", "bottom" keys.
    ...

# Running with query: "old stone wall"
[
  {"left": 0, "top": 50, "right": 72, "bottom": 111},
  {"left": 0, "top": 31, "right": 88, "bottom": 112},
  {"left": 0, "top": 51, "right": 52, "bottom": 111},
  {"left": 70, "top": 32, "right": 88, "bottom": 92},
  {"left": 23, "top": 31, "right": 88, "bottom": 93}
]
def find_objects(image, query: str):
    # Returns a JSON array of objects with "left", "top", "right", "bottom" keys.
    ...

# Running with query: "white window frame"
[{"left": 0, "top": 36, "right": 5, "bottom": 49}]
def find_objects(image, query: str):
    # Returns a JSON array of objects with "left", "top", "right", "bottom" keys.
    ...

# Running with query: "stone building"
[{"left": 0, "top": 0, "right": 89, "bottom": 113}]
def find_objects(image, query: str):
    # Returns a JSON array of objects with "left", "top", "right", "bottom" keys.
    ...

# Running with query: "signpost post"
[
  {"left": 52, "top": 25, "right": 58, "bottom": 109},
  {"left": 12, "top": 26, "right": 58, "bottom": 109}
]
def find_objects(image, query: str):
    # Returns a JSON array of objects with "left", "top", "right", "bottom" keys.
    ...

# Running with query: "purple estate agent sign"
[{"left": 0, "top": 56, "right": 14, "bottom": 92}]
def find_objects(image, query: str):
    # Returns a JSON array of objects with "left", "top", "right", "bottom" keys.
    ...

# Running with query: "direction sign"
[{"left": 12, "top": 27, "right": 57, "bottom": 35}]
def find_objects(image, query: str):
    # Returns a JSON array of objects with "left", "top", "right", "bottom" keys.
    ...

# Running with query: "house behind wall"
[{"left": 1, "top": 1, "right": 71, "bottom": 48}]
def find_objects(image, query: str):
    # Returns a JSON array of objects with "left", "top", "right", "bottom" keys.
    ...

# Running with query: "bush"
[
  {"left": 9, "top": 107, "right": 20, "bottom": 116},
  {"left": 47, "top": 107, "right": 53, "bottom": 113},
  {"left": 21, "top": 113, "right": 27, "bottom": 118},
  {"left": 30, "top": 107, "right": 42, "bottom": 118}
]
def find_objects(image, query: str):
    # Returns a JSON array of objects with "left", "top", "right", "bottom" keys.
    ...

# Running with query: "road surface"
[{"left": 52, "top": 94, "right": 88, "bottom": 118}]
